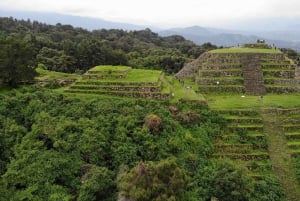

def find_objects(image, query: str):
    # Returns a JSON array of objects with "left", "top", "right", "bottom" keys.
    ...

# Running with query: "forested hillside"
[
  {"left": 0, "top": 17, "right": 291, "bottom": 201},
  {"left": 0, "top": 17, "right": 216, "bottom": 75},
  {"left": 0, "top": 89, "right": 284, "bottom": 201}
]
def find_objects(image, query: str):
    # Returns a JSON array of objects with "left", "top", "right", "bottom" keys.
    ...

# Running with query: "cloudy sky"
[{"left": 0, "top": 0, "right": 300, "bottom": 28}]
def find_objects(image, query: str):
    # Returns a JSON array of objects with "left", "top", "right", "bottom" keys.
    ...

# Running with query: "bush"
[
  {"left": 117, "top": 159, "right": 188, "bottom": 201},
  {"left": 144, "top": 114, "right": 163, "bottom": 134}
]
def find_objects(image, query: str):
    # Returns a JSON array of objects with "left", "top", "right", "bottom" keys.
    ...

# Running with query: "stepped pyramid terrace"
[
  {"left": 176, "top": 43, "right": 300, "bottom": 95},
  {"left": 65, "top": 65, "right": 171, "bottom": 99}
]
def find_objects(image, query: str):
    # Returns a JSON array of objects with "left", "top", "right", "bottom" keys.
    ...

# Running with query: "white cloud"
[{"left": 1, "top": 0, "right": 300, "bottom": 27}]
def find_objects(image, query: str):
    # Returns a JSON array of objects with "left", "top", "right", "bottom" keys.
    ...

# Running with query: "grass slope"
[
  {"left": 263, "top": 110, "right": 300, "bottom": 201},
  {"left": 88, "top": 65, "right": 131, "bottom": 72},
  {"left": 81, "top": 69, "right": 162, "bottom": 83},
  {"left": 207, "top": 94, "right": 300, "bottom": 109},
  {"left": 36, "top": 68, "right": 80, "bottom": 80},
  {"left": 210, "top": 47, "right": 281, "bottom": 54}
]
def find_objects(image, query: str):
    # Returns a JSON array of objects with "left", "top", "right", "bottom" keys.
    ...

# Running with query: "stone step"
[
  {"left": 69, "top": 85, "right": 162, "bottom": 92},
  {"left": 199, "top": 69, "right": 243, "bottom": 77},
  {"left": 226, "top": 118, "right": 262, "bottom": 124},
  {"left": 197, "top": 85, "right": 245, "bottom": 93},
  {"left": 241, "top": 54, "right": 265, "bottom": 95},
  {"left": 264, "top": 78, "right": 300, "bottom": 85},
  {"left": 64, "top": 89, "right": 170, "bottom": 99},
  {"left": 263, "top": 70, "right": 295, "bottom": 79},
  {"left": 75, "top": 81, "right": 159, "bottom": 86},
  {"left": 212, "top": 152, "right": 269, "bottom": 160},
  {"left": 265, "top": 86, "right": 300, "bottom": 93},
  {"left": 261, "top": 64, "right": 295, "bottom": 70},
  {"left": 196, "top": 77, "right": 243, "bottom": 85},
  {"left": 285, "top": 133, "right": 300, "bottom": 140}
]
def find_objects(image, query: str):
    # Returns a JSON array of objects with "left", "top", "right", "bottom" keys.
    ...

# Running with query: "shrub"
[{"left": 144, "top": 114, "right": 163, "bottom": 134}]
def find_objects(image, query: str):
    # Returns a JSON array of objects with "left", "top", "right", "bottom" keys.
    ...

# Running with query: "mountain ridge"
[{"left": 1, "top": 10, "right": 300, "bottom": 50}]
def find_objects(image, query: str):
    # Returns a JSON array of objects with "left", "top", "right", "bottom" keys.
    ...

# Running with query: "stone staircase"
[{"left": 241, "top": 54, "right": 266, "bottom": 95}]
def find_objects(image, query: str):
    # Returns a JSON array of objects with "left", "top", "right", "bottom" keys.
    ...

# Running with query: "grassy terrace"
[
  {"left": 207, "top": 94, "right": 300, "bottom": 110},
  {"left": 166, "top": 77, "right": 205, "bottom": 103},
  {"left": 209, "top": 47, "right": 281, "bottom": 54},
  {"left": 82, "top": 69, "right": 162, "bottom": 83},
  {"left": 36, "top": 68, "right": 80, "bottom": 80},
  {"left": 88, "top": 65, "right": 131, "bottom": 72}
]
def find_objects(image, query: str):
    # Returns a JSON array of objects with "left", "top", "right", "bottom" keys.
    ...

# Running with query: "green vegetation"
[
  {"left": 1, "top": 16, "right": 300, "bottom": 201},
  {"left": 66, "top": 67, "right": 169, "bottom": 99},
  {"left": 84, "top": 69, "right": 162, "bottom": 83},
  {"left": 0, "top": 88, "right": 229, "bottom": 201},
  {"left": 207, "top": 94, "right": 300, "bottom": 109},
  {"left": 88, "top": 65, "right": 131, "bottom": 72},
  {"left": 0, "top": 17, "right": 217, "bottom": 75},
  {"left": 210, "top": 47, "right": 281, "bottom": 54},
  {"left": 263, "top": 110, "right": 300, "bottom": 200},
  {"left": 171, "top": 78, "right": 205, "bottom": 103},
  {"left": 36, "top": 68, "right": 81, "bottom": 80},
  {"left": 0, "top": 36, "right": 37, "bottom": 87},
  {"left": 118, "top": 160, "right": 188, "bottom": 201}
]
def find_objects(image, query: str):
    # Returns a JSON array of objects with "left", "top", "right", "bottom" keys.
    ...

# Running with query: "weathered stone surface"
[
  {"left": 241, "top": 54, "right": 266, "bottom": 95},
  {"left": 70, "top": 85, "right": 162, "bottom": 92},
  {"left": 65, "top": 89, "right": 170, "bottom": 100},
  {"left": 176, "top": 51, "right": 299, "bottom": 94}
]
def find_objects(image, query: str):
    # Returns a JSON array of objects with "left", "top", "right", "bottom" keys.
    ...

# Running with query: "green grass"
[
  {"left": 209, "top": 47, "right": 281, "bottom": 54},
  {"left": 88, "top": 65, "right": 131, "bottom": 72},
  {"left": 36, "top": 68, "right": 81, "bottom": 80},
  {"left": 82, "top": 69, "right": 162, "bottom": 83},
  {"left": 168, "top": 77, "right": 205, "bottom": 103},
  {"left": 207, "top": 94, "right": 300, "bottom": 109}
]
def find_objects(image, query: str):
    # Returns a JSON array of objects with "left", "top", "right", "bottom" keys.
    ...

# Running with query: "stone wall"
[
  {"left": 70, "top": 85, "right": 162, "bottom": 92},
  {"left": 65, "top": 89, "right": 170, "bottom": 100},
  {"left": 295, "top": 66, "right": 300, "bottom": 78},
  {"left": 175, "top": 53, "right": 210, "bottom": 78}
]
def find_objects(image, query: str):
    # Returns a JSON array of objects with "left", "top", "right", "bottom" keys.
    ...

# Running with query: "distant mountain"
[
  {"left": 0, "top": 10, "right": 148, "bottom": 31},
  {"left": 1, "top": 10, "right": 300, "bottom": 50},
  {"left": 160, "top": 26, "right": 256, "bottom": 46},
  {"left": 159, "top": 26, "right": 300, "bottom": 51}
]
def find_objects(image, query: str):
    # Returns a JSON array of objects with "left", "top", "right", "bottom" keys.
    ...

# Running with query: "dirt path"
[{"left": 262, "top": 109, "right": 300, "bottom": 201}]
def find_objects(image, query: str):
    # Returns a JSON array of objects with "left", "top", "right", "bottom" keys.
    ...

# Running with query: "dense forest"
[
  {"left": 0, "top": 17, "right": 216, "bottom": 76},
  {"left": 0, "top": 88, "right": 284, "bottom": 201}
]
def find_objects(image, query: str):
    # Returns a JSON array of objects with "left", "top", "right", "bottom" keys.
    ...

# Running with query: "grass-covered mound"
[
  {"left": 66, "top": 65, "right": 171, "bottom": 99},
  {"left": 35, "top": 68, "right": 80, "bottom": 88},
  {"left": 36, "top": 68, "right": 81, "bottom": 80}
]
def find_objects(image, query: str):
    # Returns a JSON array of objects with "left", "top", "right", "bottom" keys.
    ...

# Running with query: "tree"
[
  {"left": 144, "top": 114, "right": 163, "bottom": 134},
  {"left": 0, "top": 36, "right": 37, "bottom": 87},
  {"left": 78, "top": 165, "right": 114, "bottom": 201},
  {"left": 117, "top": 159, "right": 188, "bottom": 201},
  {"left": 212, "top": 162, "right": 254, "bottom": 201}
]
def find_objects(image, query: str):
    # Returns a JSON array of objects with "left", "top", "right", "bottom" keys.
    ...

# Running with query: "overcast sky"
[{"left": 1, "top": 0, "right": 300, "bottom": 28}]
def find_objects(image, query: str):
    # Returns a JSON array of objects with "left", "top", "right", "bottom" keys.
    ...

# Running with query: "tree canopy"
[
  {"left": 0, "top": 17, "right": 217, "bottom": 74},
  {"left": 0, "top": 89, "right": 285, "bottom": 200},
  {"left": 0, "top": 36, "right": 37, "bottom": 86}
]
